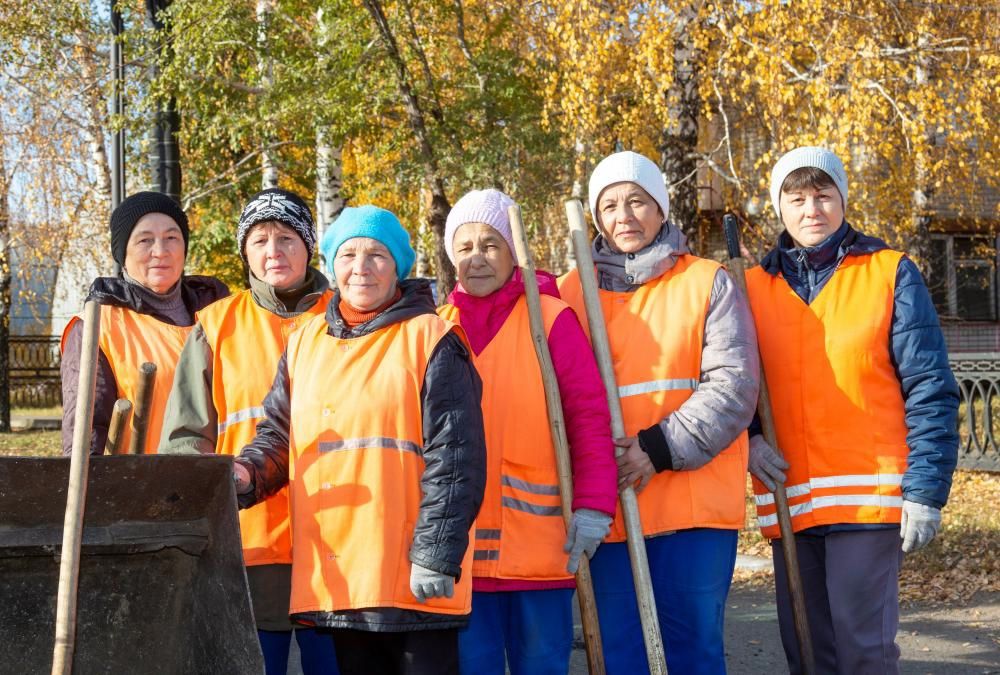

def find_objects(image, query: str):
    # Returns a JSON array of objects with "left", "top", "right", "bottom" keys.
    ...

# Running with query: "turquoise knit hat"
[{"left": 320, "top": 205, "right": 416, "bottom": 281}]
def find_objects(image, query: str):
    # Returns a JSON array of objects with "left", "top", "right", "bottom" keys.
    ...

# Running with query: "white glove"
[
  {"left": 409, "top": 563, "right": 454, "bottom": 603},
  {"left": 564, "top": 508, "right": 613, "bottom": 574},
  {"left": 748, "top": 435, "right": 790, "bottom": 492},
  {"left": 233, "top": 462, "right": 253, "bottom": 495},
  {"left": 900, "top": 500, "right": 942, "bottom": 553}
]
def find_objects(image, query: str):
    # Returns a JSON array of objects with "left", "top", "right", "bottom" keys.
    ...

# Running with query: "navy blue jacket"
[{"left": 753, "top": 223, "right": 959, "bottom": 511}]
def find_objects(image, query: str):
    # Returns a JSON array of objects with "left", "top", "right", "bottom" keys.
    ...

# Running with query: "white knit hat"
[
  {"left": 588, "top": 151, "right": 670, "bottom": 229},
  {"left": 769, "top": 146, "right": 848, "bottom": 220},
  {"left": 444, "top": 189, "right": 517, "bottom": 265}
]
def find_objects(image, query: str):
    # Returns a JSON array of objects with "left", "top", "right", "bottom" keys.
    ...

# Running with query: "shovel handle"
[
  {"left": 722, "top": 213, "right": 815, "bottom": 674},
  {"left": 565, "top": 200, "right": 667, "bottom": 675},
  {"left": 508, "top": 205, "right": 605, "bottom": 675},
  {"left": 52, "top": 300, "right": 101, "bottom": 675},
  {"left": 106, "top": 399, "right": 133, "bottom": 456},
  {"left": 128, "top": 362, "right": 157, "bottom": 455}
]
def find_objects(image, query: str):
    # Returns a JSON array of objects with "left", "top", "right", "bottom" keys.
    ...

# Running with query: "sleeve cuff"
[{"left": 637, "top": 424, "right": 674, "bottom": 472}]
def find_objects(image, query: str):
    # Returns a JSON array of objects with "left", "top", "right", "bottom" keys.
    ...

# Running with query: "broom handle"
[
  {"left": 565, "top": 200, "right": 667, "bottom": 675},
  {"left": 508, "top": 205, "right": 606, "bottom": 675},
  {"left": 105, "top": 399, "right": 132, "bottom": 456},
  {"left": 723, "top": 213, "right": 815, "bottom": 674},
  {"left": 52, "top": 300, "right": 101, "bottom": 674},
  {"left": 128, "top": 362, "right": 157, "bottom": 455}
]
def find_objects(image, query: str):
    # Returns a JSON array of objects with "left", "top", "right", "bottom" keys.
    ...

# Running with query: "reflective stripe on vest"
[
  {"left": 558, "top": 256, "right": 749, "bottom": 540},
  {"left": 439, "top": 296, "right": 571, "bottom": 581},
  {"left": 746, "top": 250, "right": 909, "bottom": 537},
  {"left": 62, "top": 306, "right": 190, "bottom": 456},
  {"left": 284, "top": 311, "right": 472, "bottom": 616},
  {"left": 216, "top": 405, "right": 266, "bottom": 435},
  {"left": 199, "top": 288, "right": 333, "bottom": 565}
]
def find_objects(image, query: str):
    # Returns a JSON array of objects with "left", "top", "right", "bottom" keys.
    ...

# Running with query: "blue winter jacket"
[{"left": 753, "top": 222, "right": 960, "bottom": 511}]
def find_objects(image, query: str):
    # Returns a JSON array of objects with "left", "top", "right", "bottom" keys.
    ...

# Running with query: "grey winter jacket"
[
  {"left": 235, "top": 278, "right": 487, "bottom": 631},
  {"left": 591, "top": 223, "right": 760, "bottom": 471}
]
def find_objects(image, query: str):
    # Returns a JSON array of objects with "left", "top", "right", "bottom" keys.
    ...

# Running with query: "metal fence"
[
  {"left": 951, "top": 353, "right": 1000, "bottom": 472},
  {"left": 8, "top": 336, "right": 62, "bottom": 408}
]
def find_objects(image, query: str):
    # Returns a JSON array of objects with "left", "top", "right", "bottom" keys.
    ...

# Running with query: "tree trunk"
[
  {"left": 315, "top": 129, "right": 344, "bottom": 277},
  {"left": 75, "top": 30, "right": 113, "bottom": 209},
  {"left": 147, "top": 0, "right": 181, "bottom": 201},
  {"left": 910, "top": 34, "right": 934, "bottom": 276},
  {"left": 257, "top": 0, "right": 278, "bottom": 189},
  {"left": 0, "top": 123, "right": 11, "bottom": 432},
  {"left": 361, "top": 0, "right": 454, "bottom": 296},
  {"left": 659, "top": 8, "right": 701, "bottom": 245}
]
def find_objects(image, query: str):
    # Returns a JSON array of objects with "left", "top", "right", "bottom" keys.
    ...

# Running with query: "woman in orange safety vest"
[
  {"left": 745, "top": 146, "right": 960, "bottom": 674},
  {"left": 232, "top": 205, "right": 487, "bottom": 675},
  {"left": 160, "top": 188, "right": 338, "bottom": 675},
  {"left": 557, "top": 150, "right": 760, "bottom": 675},
  {"left": 60, "top": 191, "right": 228, "bottom": 456},
  {"left": 438, "top": 188, "right": 617, "bottom": 674}
]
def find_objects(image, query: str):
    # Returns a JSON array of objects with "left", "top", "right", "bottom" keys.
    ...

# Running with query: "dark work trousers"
[
  {"left": 331, "top": 627, "right": 459, "bottom": 675},
  {"left": 772, "top": 528, "right": 903, "bottom": 675}
]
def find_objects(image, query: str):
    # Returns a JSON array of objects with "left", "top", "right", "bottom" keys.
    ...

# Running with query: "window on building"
[{"left": 929, "top": 234, "right": 997, "bottom": 321}]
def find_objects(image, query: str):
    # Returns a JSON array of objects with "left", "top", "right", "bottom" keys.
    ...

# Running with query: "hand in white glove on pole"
[
  {"left": 748, "top": 435, "right": 790, "bottom": 492},
  {"left": 900, "top": 500, "right": 942, "bottom": 553},
  {"left": 409, "top": 563, "right": 455, "bottom": 603},
  {"left": 564, "top": 508, "right": 613, "bottom": 574}
]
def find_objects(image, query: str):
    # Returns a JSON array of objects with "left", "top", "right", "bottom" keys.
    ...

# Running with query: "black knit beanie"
[
  {"left": 236, "top": 188, "right": 316, "bottom": 264},
  {"left": 109, "top": 192, "right": 190, "bottom": 266}
]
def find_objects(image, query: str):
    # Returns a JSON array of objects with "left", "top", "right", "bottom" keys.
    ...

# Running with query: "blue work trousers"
[
  {"left": 589, "top": 528, "right": 737, "bottom": 675},
  {"left": 458, "top": 588, "right": 575, "bottom": 675},
  {"left": 259, "top": 627, "right": 339, "bottom": 675}
]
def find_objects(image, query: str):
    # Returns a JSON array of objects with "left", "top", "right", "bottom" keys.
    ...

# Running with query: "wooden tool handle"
[
  {"left": 105, "top": 398, "right": 133, "bottom": 456},
  {"left": 128, "top": 362, "right": 157, "bottom": 455},
  {"left": 565, "top": 199, "right": 667, "bottom": 675},
  {"left": 508, "top": 205, "right": 605, "bottom": 675},
  {"left": 52, "top": 299, "right": 101, "bottom": 675},
  {"left": 722, "top": 213, "right": 815, "bottom": 674}
]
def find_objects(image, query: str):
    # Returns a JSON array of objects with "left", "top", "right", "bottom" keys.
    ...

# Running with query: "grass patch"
[
  {"left": 737, "top": 470, "right": 1000, "bottom": 604},
  {"left": 0, "top": 429, "right": 61, "bottom": 457}
]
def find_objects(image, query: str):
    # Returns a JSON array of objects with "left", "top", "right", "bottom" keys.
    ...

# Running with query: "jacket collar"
[
  {"left": 759, "top": 222, "right": 890, "bottom": 276},
  {"left": 249, "top": 266, "right": 329, "bottom": 317},
  {"left": 326, "top": 278, "right": 437, "bottom": 339},
  {"left": 591, "top": 222, "right": 690, "bottom": 291},
  {"left": 86, "top": 274, "right": 230, "bottom": 325}
]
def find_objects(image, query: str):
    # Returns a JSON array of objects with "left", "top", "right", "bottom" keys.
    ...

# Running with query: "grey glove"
[
  {"left": 901, "top": 500, "right": 942, "bottom": 553},
  {"left": 233, "top": 462, "right": 253, "bottom": 495},
  {"left": 748, "top": 435, "right": 790, "bottom": 492},
  {"left": 409, "top": 563, "right": 454, "bottom": 603},
  {"left": 564, "top": 508, "right": 613, "bottom": 574}
]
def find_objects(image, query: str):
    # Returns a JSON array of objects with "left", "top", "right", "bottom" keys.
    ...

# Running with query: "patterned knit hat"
[
  {"left": 237, "top": 188, "right": 316, "bottom": 263},
  {"left": 320, "top": 205, "right": 415, "bottom": 281},
  {"left": 444, "top": 189, "right": 517, "bottom": 265},
  {"left": 769, "top": 146, "right": 849, "bottom": 220},
  {"left": 109, "top": 192, "right": 189, "bottom": 266}
]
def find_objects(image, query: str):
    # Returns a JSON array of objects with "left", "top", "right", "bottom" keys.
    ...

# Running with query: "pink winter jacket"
[{"left": 448, "top": 269, "right": 617, "bottom": 592}]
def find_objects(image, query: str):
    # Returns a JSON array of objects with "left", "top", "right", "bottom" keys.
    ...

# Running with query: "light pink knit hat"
[{"left": 444, "top": 189, "right": 517, "bottom": 265}]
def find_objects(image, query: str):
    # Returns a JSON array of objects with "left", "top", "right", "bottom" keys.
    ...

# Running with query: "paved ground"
[{"left": 288, "top": 580, "right": 999, "bottom": 673}]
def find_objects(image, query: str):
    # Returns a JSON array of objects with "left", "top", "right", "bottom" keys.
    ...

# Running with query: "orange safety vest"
[
  {"left": 61, "top": 305, "right": 190, "bottom": 455},
  {"left": 559, "top": 256, "right": 749, "bottom": 541},
  {"left": 197, "top": 288, "right": 333, "bottom": 566},
  {"left": 746, "top": 249, "right": 909, "bottom": 538},
  {"left": 284, "top": 311, "right": 473, "bottom": 616},
  {"left": 439, "top": 296, "right": 571, "bottom": 581}
]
